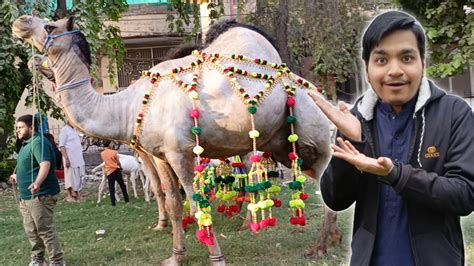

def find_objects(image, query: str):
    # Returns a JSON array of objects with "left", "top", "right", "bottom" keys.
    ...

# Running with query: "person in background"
[
  {"left": 58, "top": 120, "right": 85, "bottom": 202},
  {"left": 100, "top": 140, "right": 129, "bottom": 206},
  {"left": 309, "top": 10, "right": 474, "bottom": 265},
  {"left": 10, "top": 114, "right": 64, "bottom": 266}
]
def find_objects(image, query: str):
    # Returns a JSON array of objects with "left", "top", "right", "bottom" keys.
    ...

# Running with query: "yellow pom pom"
[
  {"left": 193, "top": 145, "right": 204, "bottom": 155},
  {"left": 195, "top": 211, "right": 203, "bottom": 219},
  {"left": 257, "top": 201, "right": 266, "bottom": 209},
  {"left": 288, "top": 134, "right": 299, "bottom": 142},
  {"left": 249, "top": 130, "right": 260, "bottom": 139},
  {"left": 247, "top": 203, "right": 260, "bottom": 213},
  {"left": 296, "top": 175, "right": 306, "bottom": 183},
  {"left": 188, "top": 90, "right": 199, "bottom": 100},
  {"left": 41, "top": 60, "right": 49, "bottom": 68}
]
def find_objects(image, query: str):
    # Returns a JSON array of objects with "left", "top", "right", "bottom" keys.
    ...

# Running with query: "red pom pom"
[
  {"left": 273, "top": 198, "right": 282, "bottom": 207},
  {"left": 298, "top": 216, "right": 307, "bottom": 226},
  {"left": 217, "top": 205, "right": 226, "bottom": 213},
  {"left": 196, "top": 228, "right": 214, "bottom": 246},
  {"left": 190, "top": 108, "right": 200, "bottom": 118},
  {"left": 288, "top": 152, "right": 298, "bottom": 160},
  {"left": 200, "top": 157, "right": 210, "bottom": 164},
  {"left": 225, "top": 207, "right": 235, "bottom": 217},
  {"left": 262, "top": 151, "right": 272, "bottom": 158},
  {"left": 194, "top": 164, "right": 205, "bottom": 172},
  {"left": 267, "top": 217, "right": 277, "bottom": 227},
  {"left": 231, "top": 162, "right": 245, "bottom": 167},
  {"left": 287, "top": 97, "right": 296, "bottom": 106},
  {"left": 250, "top": 155, "right": 261, "bottom": 162},
  {"left": 290, "top": 217, "right": 299, "bottom": 225},
  {"left": 300, "top": 192, "right": 309, "bottom": 201},
  {"left": 209, "top": 194, "right": 216, "bottom": 202},
  {"left": 229, "top": 204, "right": 240, "bottom": 213},
  {"left": 260, "top": 218, "right": 270, "bottom": 229},
  {"left": 249, "top": 222, "right": 261, "bottom": 233}
]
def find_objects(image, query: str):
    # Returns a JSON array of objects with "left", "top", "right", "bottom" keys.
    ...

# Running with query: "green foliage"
[
  {"left": 71, "top": 0, "right": 128, "bottom": 83},
  {"left": 0, "top": 160, "right": 16, "bottom": 182},
  {"left": 166, "top": 0, "right": 223, "bottom": 42},
  {"left": 397, "top": 0, "right": 474, "bottom": 78}
]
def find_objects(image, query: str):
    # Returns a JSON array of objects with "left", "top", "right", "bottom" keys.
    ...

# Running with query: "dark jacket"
[{"left": 321, "top": 78, "right": 474, "bottom": 266}]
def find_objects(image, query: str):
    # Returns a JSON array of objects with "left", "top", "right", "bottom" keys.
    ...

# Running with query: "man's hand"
[
  {"left": 308, "top": 90, "right": 362, "bottom": 141},
  {"left": 28, "top": 182, "right": 40, "bottom": 194},
  {"left": 332, "top": 137, "right": 393, "bottom": 176},
  {"left": 9, "top": 174, "right": 17, "bottom": 185}
]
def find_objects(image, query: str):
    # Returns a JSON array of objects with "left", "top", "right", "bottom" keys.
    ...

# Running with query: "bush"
[{"left": 0, "top": 160, "right": 16, "bottom": 182}]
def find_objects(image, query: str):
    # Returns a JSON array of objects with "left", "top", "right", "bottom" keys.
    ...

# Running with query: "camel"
[{"left": 13, "top": 16, "right": 338, "bottom": 264}]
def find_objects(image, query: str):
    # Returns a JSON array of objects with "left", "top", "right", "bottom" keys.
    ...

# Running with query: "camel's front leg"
[
  {"left": 97, "top": 173, "right": 106, "bottom": 204},
  {"left": 130, "top": 171, "right": 139, "bottom": 199},
  {"left": 136, "top": 150, "right": 168, "bottom": 229},
  {"left": 153, "top": 157, "right": 186, "bottom": 265},
  {"left": 165, "top": 152, "right": 225, "bottom": 266},
  {"left": 139, "top": 169, "right": 150, "bottom": 202}
]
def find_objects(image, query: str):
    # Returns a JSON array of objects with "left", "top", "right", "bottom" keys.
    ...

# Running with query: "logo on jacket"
[{"left": 425, "top": 146, "right": 440, "bottom": 158}]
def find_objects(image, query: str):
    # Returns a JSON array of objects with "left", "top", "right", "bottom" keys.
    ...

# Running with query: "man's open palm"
[{"left": 308, "top": 90, "right": 361, "bottom": 141}]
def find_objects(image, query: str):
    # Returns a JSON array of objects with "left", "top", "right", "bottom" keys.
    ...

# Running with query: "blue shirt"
[{"left": 370, "top": 98, "right": 416, "bottom": 266}]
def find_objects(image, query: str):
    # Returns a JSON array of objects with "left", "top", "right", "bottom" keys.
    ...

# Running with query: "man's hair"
[
  {"left": 362, "top": 10, "right": 426, "bottom": 65},
  {"left": 17, "top": 114, "right": 39, "bottom": 132},
  {"left": 102, "top": 140, "right": 111, "bottom": 148}
]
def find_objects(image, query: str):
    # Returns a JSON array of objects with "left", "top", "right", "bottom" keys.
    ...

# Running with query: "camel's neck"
[{"left": 51, "top": 52, "right": 141, "bottom": 142}]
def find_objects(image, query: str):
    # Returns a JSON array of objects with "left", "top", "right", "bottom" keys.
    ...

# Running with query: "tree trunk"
[
  {"left": 274, "top": 0, "right": 298, "bottom": 73},
  {"left": 55, "top": 0, "right": 67, "bottom": 19}
]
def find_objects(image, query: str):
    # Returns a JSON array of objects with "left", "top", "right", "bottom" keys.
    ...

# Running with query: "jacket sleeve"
[
  {"left": 320, "top": 132, "right": 368, "bottom": 211},
  {"left": 393, "top": 102, "right": 474, "bottom": 216}
]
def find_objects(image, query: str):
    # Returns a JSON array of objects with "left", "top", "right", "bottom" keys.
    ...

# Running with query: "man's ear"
[{"left": 66, "top": 16, "right": 75, "bottom": 31}]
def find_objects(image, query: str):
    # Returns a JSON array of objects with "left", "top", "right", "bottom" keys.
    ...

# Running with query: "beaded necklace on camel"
[{"left": 131, "top": 50, "right": 323, "bottom": 245}]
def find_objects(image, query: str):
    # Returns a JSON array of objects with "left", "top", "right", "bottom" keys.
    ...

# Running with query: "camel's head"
[{"left": 12, "top": 15, "right": 91, "bottom": 68}]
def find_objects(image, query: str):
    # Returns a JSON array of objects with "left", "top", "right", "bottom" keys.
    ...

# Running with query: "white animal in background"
[{"left": 92, "top": 154, "right": 150, "bottom": 203}]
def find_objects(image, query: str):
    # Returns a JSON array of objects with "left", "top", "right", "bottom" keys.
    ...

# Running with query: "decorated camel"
[{"left": 13, "top": 16, "right": 339, "bottom": 264}]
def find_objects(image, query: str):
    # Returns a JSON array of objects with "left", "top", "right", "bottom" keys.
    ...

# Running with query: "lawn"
[{"left": 0, "top": 179, "right": 472, "bottom": 265}]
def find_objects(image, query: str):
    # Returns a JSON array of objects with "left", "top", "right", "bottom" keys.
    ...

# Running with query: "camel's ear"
[{"left": 66, "top": 16, "right": 75, "bottom": 31}]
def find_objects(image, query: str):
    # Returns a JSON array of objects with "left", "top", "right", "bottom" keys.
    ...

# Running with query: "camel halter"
[{"left": 42, "top": 29, "right": 80, "bottom": 55}]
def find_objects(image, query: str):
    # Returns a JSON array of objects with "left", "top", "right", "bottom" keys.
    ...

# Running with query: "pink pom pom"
[
  {"left": 288, "top": 152, "right": 298, "bottom": 160},
  {"left": 249, "top": 222, "right": 261, "bottom": 233},
  {"left": 287, "top": 97, "right": 296, "bottom": 106},
  {"left": 194, "top": 164, "right": 205, "bottom": 172},
  {"left": 250, "top": 155, "right": 261, "bottom": 162},
  {"left": 190, "top": 108, "right": 200, "bottom": 118}
]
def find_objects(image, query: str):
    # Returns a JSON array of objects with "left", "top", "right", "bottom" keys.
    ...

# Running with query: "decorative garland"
[{"left": 132, "top": 50, "right": 322, "bottom": 243}]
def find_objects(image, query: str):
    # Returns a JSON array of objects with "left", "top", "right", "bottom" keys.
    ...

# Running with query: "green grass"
[{"left": 0, "top": 180, "right": 472, "bottom": 265}]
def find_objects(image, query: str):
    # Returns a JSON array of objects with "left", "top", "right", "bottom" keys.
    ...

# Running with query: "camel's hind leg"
[
  {"left": 165, "top": 152, "right": 225, "bottom": 266},
  {"left": 136, "top": 150, "right": 168, "bottom": 230},
  {"left": 153, "top": 157, "right": 186, "bottom": 265},
  {"left": 303, "top": 169, "right": 342, "bottom": 259}
]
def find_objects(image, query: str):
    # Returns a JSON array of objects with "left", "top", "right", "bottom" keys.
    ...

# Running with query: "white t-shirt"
[{"left": 58, "top": 125, "right": 85, "bottom": 167}]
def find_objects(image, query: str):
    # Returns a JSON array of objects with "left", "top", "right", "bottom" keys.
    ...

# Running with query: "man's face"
[
  {"left": 366, "top": 30, "right": 423, "bottom": 111},
  {"left": 16, "top": 121, "right": 33, "bottom": 140}
]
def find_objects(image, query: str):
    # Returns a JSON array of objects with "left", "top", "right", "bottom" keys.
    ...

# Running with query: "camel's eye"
[{"left": 44, "top": 25, "right": 56, "bottom": 34}]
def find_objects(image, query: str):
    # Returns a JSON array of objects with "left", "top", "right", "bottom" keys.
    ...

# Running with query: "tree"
[
  {"left": 0, "top": 0, "right": 128, "bottom": 159},
  {"left": 397, "top": 0, "right": 474, "bottom": 79}
]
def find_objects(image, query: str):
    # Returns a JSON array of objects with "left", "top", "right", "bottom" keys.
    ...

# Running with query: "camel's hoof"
[
  {"left": 161, "top": 256, "right": 183, "bottom": 266},
  {"left": 152, "top": 222, "right": 168, "bottom": 231},
  {"left": 210, "top": 254, "right": 225, "bottom": 266},
  {"left": 304, "top": 246, "right": 326, "bottom": 260}
]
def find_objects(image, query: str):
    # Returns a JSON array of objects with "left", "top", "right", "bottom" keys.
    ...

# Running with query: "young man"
[
  {"left": 58, "top": 121, "right": 85, "bottom": 202},
  {"left": 100, "top": 140, "right": 129, "bottom": 206},
  {"left": 10, "top": 115, "right": 64, "bottom": 266},
  {"left": 308, "top": 11, "right": 474, "bottom": 265}
]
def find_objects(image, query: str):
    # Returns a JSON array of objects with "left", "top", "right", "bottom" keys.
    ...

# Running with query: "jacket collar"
[{"left": 357, "top": 77, "right": 431, "bottom": 121}]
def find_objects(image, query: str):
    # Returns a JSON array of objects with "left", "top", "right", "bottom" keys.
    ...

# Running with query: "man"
[
  {"left": 58, "top": 121, "right": 85, "bottom": 202},
  {"left": 100, "top": 140, "right": 129, "bottom": 206},
  {"left": 308, "top": 11, "right": 474, "bottom": 266},
  {"left": 10, "top": 114, "right": 64, "bottom": 266}
]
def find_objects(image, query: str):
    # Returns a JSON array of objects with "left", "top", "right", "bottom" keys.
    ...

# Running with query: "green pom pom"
[
  {"left": 214, "top": 176, "right": 223, "bottom": 184},
  {"left": 199, "top": 200, "right": 210, "bottom": 208},
  {"left": 203, "top": 186, "right": 211, "bottom": 194},
  {"left": 287, "top": 115, "right": 297, "bottom": 123},
  {"left": 264, "top": 180, "right": 272, "bottom": 189},
  {"left": 191, "top": 126, "right": 202, "bottom": 135},
  {"left": 267, "top": 171, "right": 279, "bottom": 178},
  {"left": 297, "top": 158, "right": 304, "bottom": 166},
  {"left": 224, "top": 175, "right": 235, "bottom": 184},
  {"left": 245, "top": 185, "right": 257, "bottom": 193},
  {"left": 247, "top": 106, "right": 257, "bottom": 114},
  {"left": 288, "top": 181, "right": 302, "bottom": 190},
  {"left": 192, "top": 193, "right": 203, "bottom": 201},
  {"left": 288, "top": 134, "right": 299, "bottom": 142}
]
